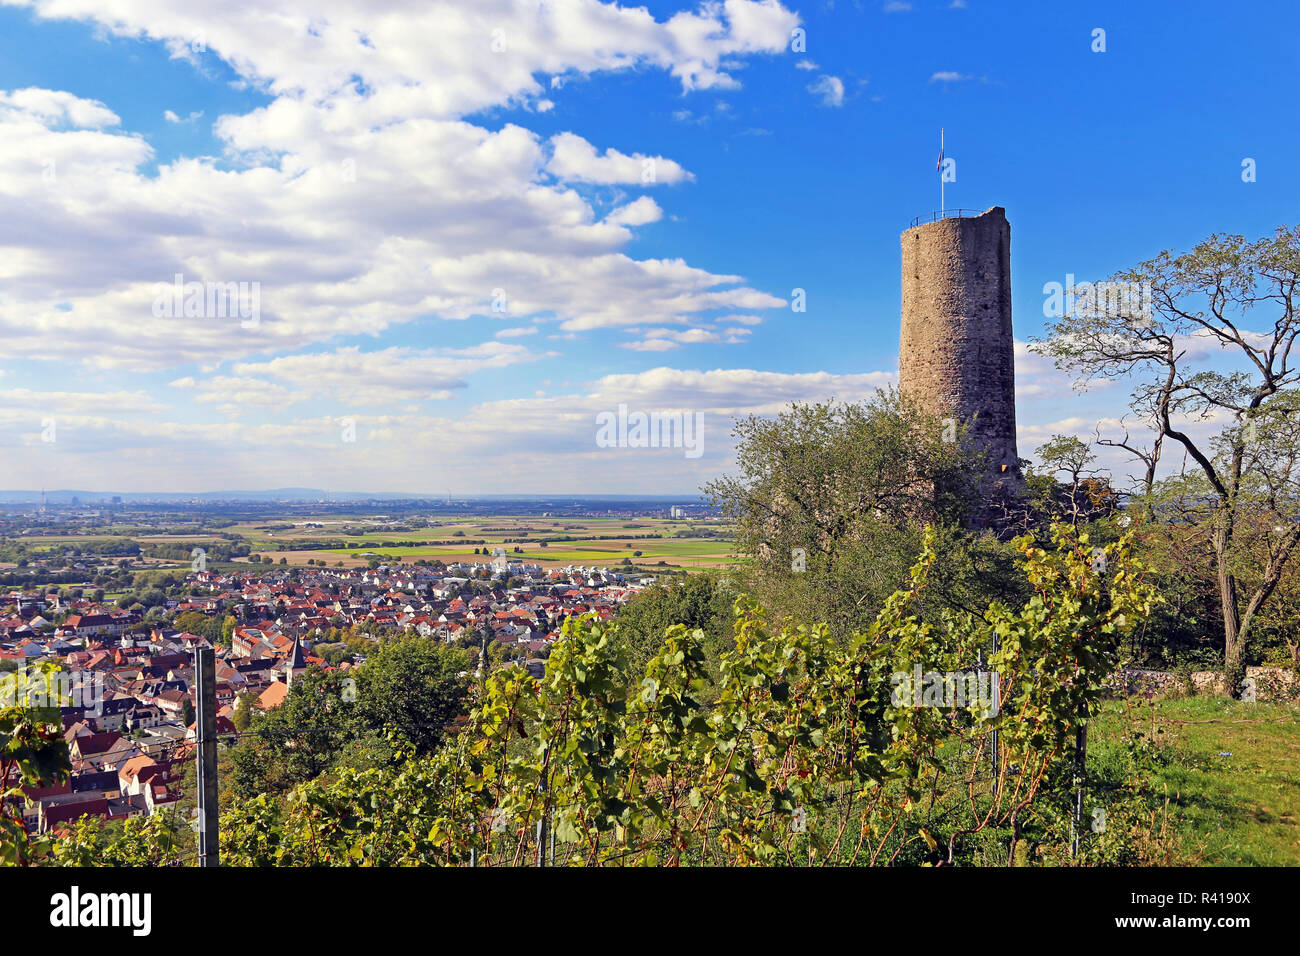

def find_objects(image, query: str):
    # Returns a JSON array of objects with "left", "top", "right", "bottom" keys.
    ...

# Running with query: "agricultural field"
[
  {"left": 242, "top": 513, "right": 739, "bottom": 571},
  {"left": 1, "top": 511, "right": 738, "bottom": 574}
]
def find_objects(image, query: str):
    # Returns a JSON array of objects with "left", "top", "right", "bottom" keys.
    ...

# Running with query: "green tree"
[
  {"left": 1034, "top": 225, "right": 1300, "bottom": 689},
  {"left": 1, "top": 663, "right": 71, "bottom": 866},
  {"left": 176, "top": 611, "right": 223, "bottom": 643},
  {"left": 1032, "top": 434, "right": 1117, "bottom": 528},
  {"left": 225, "top": 669, "right": 353, "bottom": 798},
  {"left": 231, "top": 690, "right": 260, "bottom": 733},
  {"left": 50, "top": 810, "right": 185, "bottom": 867},
  {"left": 611, "top": 573, "right": 732, "bottom": 674},
  {"left": 351, "top": 639, "right": 471, "bottom": 757},
  {"left": 705, "top": 390, "right": 1021, "bottom": 639}
]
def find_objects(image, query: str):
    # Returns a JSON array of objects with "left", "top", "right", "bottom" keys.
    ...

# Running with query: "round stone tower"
[{"left": 899, "top": 206, "right": 1020, "bottom": 482}]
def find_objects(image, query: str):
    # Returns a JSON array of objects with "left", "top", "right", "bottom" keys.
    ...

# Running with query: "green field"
[
  {"left": 1091, "top": 695, "right": 1300, "bottom": 865},
  {"left": 5, "top": 513, "right": 740, "bottom": 572},
  {"left": 313, "top": 539, "right": 743, "bottom": 568},
  {"left": 238, "top": 514, "right": 739, "bottom": 570}
]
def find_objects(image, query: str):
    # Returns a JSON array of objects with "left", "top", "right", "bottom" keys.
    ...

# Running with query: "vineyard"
[
  {"left": 11, "top": 520, "right": 1296, "bottom": 867},
  {"left": 0, "top": 522, "right": 1168, "bottom": 868},
  {"left": 205, "top": 526, "right": 1160, "bottom": 866}
]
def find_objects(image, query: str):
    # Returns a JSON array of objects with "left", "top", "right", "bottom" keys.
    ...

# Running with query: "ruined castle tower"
[{"left": 899, "top": 206, "right": 1020, "bottom": 482}]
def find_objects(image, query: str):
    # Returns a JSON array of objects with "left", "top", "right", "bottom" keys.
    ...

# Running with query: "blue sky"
[{"left": 0, "top": 0, "right": 1295, "bottom": 494}]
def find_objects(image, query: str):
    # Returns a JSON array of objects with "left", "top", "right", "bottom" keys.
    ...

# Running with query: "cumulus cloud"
[
  {"left": 12, "top": 0, "right": 799, "bottom": 113},
  {"left": 0, "top": 365, "right": 898, "bottom": 493},
  {"left": 0, "top": 388, "right": 164, "bottom": 415},
  {"left": 175, "top": 343, "right": 554, "bottom": 411},
  {"left": 588, "top": 366, "right": 896, "bottom": 414},
  {"left": 620, "top": 326, "right": 752, "bottom": 351},
  {"left": 0, "top": 2, "right": 794, "bottom": 372},
  {"left": 547, "top": 132, "right": 693, "bottom": 185},
  {"left": 605, "top": 196, "right": 663, "bottom": 226},
  {"left": 168, "top": 376, "right": 304, "bottom": 417},
  {"left": 1012, "top": 339, "right": 1116, "bottom": 400},
  {"left": 0, "top": 0, "right": 836, "bottom": 492},
  {"left": 807, "top": 75, "right": 845, "bottom": 107},
  {"left": 0, "top": 88, "right": 119, "bottom": 127}
]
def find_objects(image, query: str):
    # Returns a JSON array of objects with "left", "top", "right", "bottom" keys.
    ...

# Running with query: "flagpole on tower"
[{"left": 940, "top": 127, "right": 945, "bottom": 216}]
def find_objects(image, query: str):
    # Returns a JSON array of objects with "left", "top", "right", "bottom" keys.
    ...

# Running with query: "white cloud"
[
  {"left": 169, "top": 375, "right": 304, "bottom": 416},
  {"left": 588, "top": 366, "right": 896, "bottom": 414},
  {"left": 230, "top": 343, "right": 550, "bottom": 407},
  {"left": 620, "top": 326, "right": 753, "bottom": 351},
  {"left": 1013, "top": 339, "right": 1118, "bottom": 400},
  {"left": 13, "top": 0, "right": 799, "bottom": 114},
  {"left": 0, "top": 2, "right": 798, "bottom": 372},
  {"left": 0, "top": 365, "right": 898, "bottom": 493},
  {"left": 929, "top": 71, "right": 972, "bottom": 83},
  {"left": 547, "top": 132, "right": 693, "bottom": 185},
  {"left": 622, "top": 337, "right": 680, "bottom": 352},
  {"left": 807, "top": 75, "right": 845, "bottom": 107},
  {"left": 0, "top": 97, "right": 777, "bottom": 367},
  {"left": 0, "top": 388, "right": 163, "bottom": 415},
  {"left": 0, "top": 88, "right": 119, "bottom": 127},
  {"left": 0, "top": 0, "right": 832, "bottom": 492},
  {"left": 605, "top": 196, "right": 663, "bottom": 226},
  {"left": 165, "top": 342, "right": 552, "bottom": 416}
]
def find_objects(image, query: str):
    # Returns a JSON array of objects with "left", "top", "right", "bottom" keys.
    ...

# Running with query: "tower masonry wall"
[{"left": 899, "top": 206, "right": 1020, "bottom": 477}]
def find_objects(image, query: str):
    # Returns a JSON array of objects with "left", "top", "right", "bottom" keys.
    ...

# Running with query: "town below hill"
[{"left": 1, "top": 543, "right": 657, "bottom": 835}]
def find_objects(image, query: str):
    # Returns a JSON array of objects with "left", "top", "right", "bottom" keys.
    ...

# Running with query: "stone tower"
[{"left": 899, "top": 206, "right": 1020, "bottom": 482}]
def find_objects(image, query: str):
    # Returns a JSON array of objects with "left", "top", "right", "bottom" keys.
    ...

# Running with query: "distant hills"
[{"left": 0, "top": 489, "right": 704, "bottom": 504}]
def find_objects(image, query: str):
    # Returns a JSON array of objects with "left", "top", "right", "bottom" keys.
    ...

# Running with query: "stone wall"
[
  {"left": 1107, "top": 666, "right": 1300, "bottom": 702},
  {"left": 900, "top": 206, "right": 1020, "bottom": 480},
  {"left": 1246, "top": 665, "right": 1300, "bottom": 701},
  {"left": 1107, "top": 668, "right": 1187, "bottom": 698}
]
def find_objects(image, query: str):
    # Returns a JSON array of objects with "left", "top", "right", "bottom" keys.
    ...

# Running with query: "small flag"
[{"left": 936, "top": 148, "right": 944, "bottom": 171}]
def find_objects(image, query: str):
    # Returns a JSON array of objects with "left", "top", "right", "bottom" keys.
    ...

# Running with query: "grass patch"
[{"left": 1090, "top": 694, "right": 1300, "bottom": 865}]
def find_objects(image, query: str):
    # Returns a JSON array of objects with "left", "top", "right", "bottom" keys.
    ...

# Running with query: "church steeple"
[{"left": 284, "top": 635, "right": 308, "bottom": 687}]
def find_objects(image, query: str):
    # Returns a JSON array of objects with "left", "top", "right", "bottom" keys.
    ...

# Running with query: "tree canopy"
[{"left": 1035, "top": 225, "right": 1300, "bottom": 688}]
